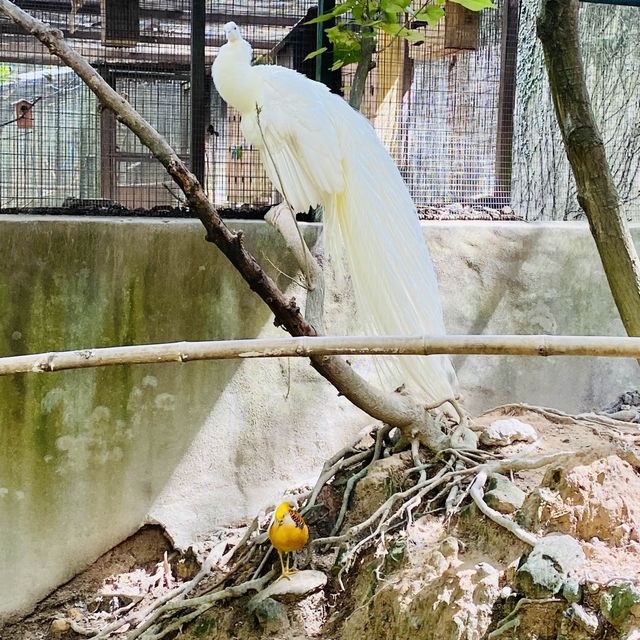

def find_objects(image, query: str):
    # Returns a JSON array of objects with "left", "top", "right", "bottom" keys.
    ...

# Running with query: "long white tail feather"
[
  {"left": 323, "top": 112, "right": 458, "bottom": 403},
  {"left": 212, "top": 24, "right": 458, "bottom": 404}
]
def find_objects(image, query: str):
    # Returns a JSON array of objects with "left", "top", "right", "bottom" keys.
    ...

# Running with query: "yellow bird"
[{"left": 269, "top": 500, "right": 309, "bottom": 577}]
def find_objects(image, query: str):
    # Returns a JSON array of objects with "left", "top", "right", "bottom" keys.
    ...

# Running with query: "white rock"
[
  {"left": 475, "top": 562, "right": 499, "bottom": 577},
  {"left": 251, "top": 570, "right": 327, "bottom": 604},
  {"left": 500, "top": 586, "right": 513, "bottom": 599},
  {"left": 480, "top": 418, "right": 537, "bottom": 446},
  {"left": 450, "top": 425, "right": 479, "bottom": 449},
  {"left": 50, "top": 619, "right": 71, "bottom": 635}
]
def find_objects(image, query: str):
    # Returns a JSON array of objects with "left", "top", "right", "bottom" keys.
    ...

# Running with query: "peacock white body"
[{"left": 212, "top": 22, "right": 458, "bottom": 404}]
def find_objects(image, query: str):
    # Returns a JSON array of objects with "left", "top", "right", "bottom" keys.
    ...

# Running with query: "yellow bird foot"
[{"left": 277, "top": 567, "right": 299, "bottom": 581}]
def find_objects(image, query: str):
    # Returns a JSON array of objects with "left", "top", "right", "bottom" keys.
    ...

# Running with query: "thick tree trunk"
[{"left": 537, "top": 0, "right": 640, "bottom": 340}]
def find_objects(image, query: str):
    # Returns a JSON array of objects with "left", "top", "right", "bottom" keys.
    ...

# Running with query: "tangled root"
[{"left": 65, "top": 404, "right": 632, "bottom": 639}]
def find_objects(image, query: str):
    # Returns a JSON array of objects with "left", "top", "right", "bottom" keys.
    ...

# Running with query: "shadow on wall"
[{"left": 0, "top": 217, "right": 318, "bottom": 618}]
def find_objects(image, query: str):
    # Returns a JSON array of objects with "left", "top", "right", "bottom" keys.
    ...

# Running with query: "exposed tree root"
[
  {"left": 127, "top": 572, "right": 275, "bottom": 640},
  {"left": 469, "top": 470, "right": 537, "bottom": 546},
  {"left": 49, "top": 411, "right": 632, "bottom": 639},
  {"left": 330, "top": 424, "right": 393, "bottom": 535},
  {"left": 486, "top": 402, "right": 640, "bottom": 442}
]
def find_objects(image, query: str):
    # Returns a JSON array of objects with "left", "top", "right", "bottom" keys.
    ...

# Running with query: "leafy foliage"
[{"left": 305, "top": 0, "right": 495, "bottom": 70}]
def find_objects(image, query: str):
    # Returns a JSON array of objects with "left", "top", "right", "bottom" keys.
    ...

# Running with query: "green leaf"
[
  {"left": 380, "top": 23, "right": 425, "bottom": 44},
  {"left": 327, "top": 24, "right": 362, "bottom": 68},
  {"left": 306, "top": 12, "right": 339, "bottom": 24},
  {"left": 305, "top": 1, "right": 354, "bottom": 24},
  {"left": 304, "top": 46, "right": 328, "bottom": 61},
  {"left": 381, "top": 0, "right": 411, "bottom": 13},
  {"left": 380, "top": 22, "right": 403, "bottom": 36},
  {"left": 327, "top": 25, "right": 361, "bottom": 47},
  {"left": 333, "top": 1, "right": 357, "bottom": 15},
  {"left": 306, "top": 13, "right": 331, "bottom": 24},
  {"left": 325, "top": 24, "right": 352, "bottom": 45},
  {"left": 449, "top": 0, "right": 496, "bottom": 11},
  {"left": 403, "top": 27, "right": 426, "bottom": 44},
  {"left": 367, "top": 0, "right": 380, "bottom": 13},
  {"left": 415, "top": 4, "right": 445, "bottom": 26},
  {"left": 330, "top": 59, "right": 347, "bottom": 71},
  {"left": 381, "top": 11, "right": 399, "bottom": 24}
]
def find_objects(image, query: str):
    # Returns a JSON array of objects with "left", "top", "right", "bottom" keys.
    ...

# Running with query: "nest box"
[
  {"left": 14, "top": 100, "right": 34, "bottom": 129},
  {"left": 445, "top": 2, "right": 479, "bottom": 51},
  {"left": 101, "top": 0, "right": 140, "bottom": 47}
]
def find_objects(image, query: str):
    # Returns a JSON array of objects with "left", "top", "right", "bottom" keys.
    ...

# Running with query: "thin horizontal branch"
[{"left": 1, "top": 334, "right": 640, "bottom": 376}]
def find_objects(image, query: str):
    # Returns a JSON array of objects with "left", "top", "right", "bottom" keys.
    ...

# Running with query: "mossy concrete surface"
[
  {"left": 0, "top": 216, "right": 363, "bottom": 620},
  {"left": 0, "top": 218, "right": 638, "bottom": 619}
]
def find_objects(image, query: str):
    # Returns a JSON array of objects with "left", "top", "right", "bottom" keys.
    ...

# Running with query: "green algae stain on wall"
[{"left": 0, "top": 217, "right": 315, "bottom": 617}]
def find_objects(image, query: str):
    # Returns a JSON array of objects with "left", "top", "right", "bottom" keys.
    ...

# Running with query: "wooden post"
[
  {"left": 494, "top": 0, "right": 520, "bottom": 205},
  {"left": 190, "top": 0, "right": 206, "bottom": 185},
  {"left": 98, "top": 64, "right": 116, "bottom": 201},
  {"left": 445, "top": 2, "right": 480, "bottom": 50},
  {"left": 372, "top": 33, "right": 406, "bottom": 163}
]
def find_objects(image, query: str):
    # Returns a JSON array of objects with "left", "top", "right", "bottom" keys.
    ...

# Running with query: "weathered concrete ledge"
[{"left": 0, "top": 217, "right": 637, "bottom": 619}]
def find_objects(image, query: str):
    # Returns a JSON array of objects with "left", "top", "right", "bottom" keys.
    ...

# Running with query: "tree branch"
[
  {"left": 1, "top": 334, "right": 640, "bottom": 377},
  {"left": 537, "top": 0, "right": 640, "bottom": 344},
  {"left": 349, "top": 27, "right": 376, "bottom": 110},
  {"left": 264, "top": 203, "right": 326, "bottom": 333},
  {"left": 469, "top": 470, "right": 538, "bottom": 546}
]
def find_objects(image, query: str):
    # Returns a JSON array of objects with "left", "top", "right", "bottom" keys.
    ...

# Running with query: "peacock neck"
[{"left": 212, "top": 42, "right": 257, "bottom": 116}]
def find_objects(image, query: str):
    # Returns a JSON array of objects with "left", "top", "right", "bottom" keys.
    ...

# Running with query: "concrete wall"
[
  {"left": 0, "top": 217, "right": 637, "bottom": 619},
  {"left": 431, "top": 222, "right": 638, "bottom": 412}
]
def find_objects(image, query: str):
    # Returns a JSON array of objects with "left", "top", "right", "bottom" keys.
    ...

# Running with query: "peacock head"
[{"left": 223, "top": 21, "right": 242, "bottom": 43}]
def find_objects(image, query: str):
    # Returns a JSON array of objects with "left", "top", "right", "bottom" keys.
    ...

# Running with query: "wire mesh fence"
[
  {"left": 349, "top": 0, "right": 516, "bottom": 212},
  {"left": 0, "top": 0, "right": 638, "bottom": 220},
  {"left": 0, "top": 64, "right": 100, "bottom": 209},
  {"left": 0, "top": 0, "right": 195, "bottom": 210}
]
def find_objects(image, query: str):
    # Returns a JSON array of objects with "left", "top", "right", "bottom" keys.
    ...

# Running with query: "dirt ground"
[{"left": 2, "top": 398, "right": 639, "bottom": 640}]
